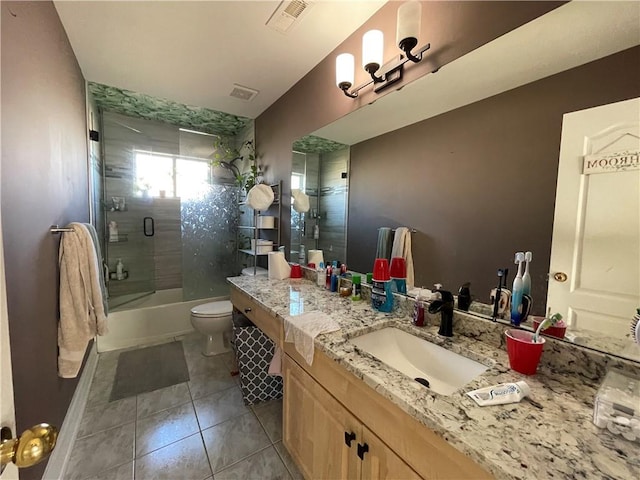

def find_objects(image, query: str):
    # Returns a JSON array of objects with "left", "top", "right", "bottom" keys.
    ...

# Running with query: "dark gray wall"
[
  {"left": 1, "top": 2, "right": 89, "bottom": 479},
  {"left": 347, "top": 47, "right": 640, "bottom": 313}
]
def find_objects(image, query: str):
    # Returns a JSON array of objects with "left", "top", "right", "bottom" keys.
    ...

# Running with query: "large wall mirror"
[
  {"left": 300, "top": 2, "right": 640, "bottom": 363},
  {"left": 290, "top": 135, "right": 350, "bottom": 266}
]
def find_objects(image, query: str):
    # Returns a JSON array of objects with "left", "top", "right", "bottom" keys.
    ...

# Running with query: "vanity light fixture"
[{"left": 336, "top": 0, "right": 431, "bottom": 98}]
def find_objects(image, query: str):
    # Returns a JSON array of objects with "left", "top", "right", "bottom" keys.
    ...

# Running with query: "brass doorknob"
[
  {"left": 0, "top": 424, "right": 58, "bottom": 471},
  {"left": 553, "top": 272, "right": 568, "bottom": 282}
]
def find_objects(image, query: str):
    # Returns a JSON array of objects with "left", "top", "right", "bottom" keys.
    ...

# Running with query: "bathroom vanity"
[{"left": 228, "top": 276, "right": 639, "bottom": 480}]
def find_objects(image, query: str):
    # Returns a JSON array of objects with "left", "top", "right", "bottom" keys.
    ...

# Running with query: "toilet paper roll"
[
  {"left": 307, "top": 250, "right": 324, "bottom": 267},
  {"left": 268, "top": 251, "right": 291, "bottom": 280}
]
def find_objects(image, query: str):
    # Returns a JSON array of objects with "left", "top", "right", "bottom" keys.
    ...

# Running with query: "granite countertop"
[{"left": 227, "top": 276, "right": 639, "bottom": 480}]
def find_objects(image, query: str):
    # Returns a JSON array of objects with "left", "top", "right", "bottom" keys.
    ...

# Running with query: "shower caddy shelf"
[{"left": 237, "top": 181, "right": 282, "bottom": 274}]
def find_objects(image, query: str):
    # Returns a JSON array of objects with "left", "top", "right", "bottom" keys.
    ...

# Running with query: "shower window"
[{"left": 134, "top": 150, "right": 212, "bottom": 200}]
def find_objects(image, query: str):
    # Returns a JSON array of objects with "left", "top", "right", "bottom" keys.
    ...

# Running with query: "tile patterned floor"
[{"left": 66, "top": 333, "right": 302, "bottom": 480}]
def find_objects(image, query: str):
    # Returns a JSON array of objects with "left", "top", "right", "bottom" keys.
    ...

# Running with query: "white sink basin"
[{"left": 350, "top": 327, "right": 489, "bottom": 395}]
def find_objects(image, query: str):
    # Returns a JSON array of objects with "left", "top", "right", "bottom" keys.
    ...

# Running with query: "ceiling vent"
[
  {"left": 266, "top": 0, "right": 312, "bottom": 34},
  {"left": 229, "top": 84, "right": 259, "bottom": 101}
]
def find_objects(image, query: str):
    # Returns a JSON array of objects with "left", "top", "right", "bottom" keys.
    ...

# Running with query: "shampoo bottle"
[{"left": 116, "top": 259, "right": 125, "bottom": 281}]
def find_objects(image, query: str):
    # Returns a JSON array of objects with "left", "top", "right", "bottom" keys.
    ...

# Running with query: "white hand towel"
[
  {"left": 284, "top": 311, "right": 340, "bottom": 365},
  {"left": 391, "top": 227, "right": 415, "bottom": 290}
]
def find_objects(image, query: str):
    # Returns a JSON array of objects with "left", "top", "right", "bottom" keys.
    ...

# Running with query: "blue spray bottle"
[
  {"left": 511, "top": 252, "right": 525, "bottom": 326},
  {"left": 522, "top": 251, "right": 532, "bottom": 296}
]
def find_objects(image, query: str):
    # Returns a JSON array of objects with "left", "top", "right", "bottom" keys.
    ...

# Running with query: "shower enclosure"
[{"left": 100, "top": 111, "right": 244, "bottom": 310}]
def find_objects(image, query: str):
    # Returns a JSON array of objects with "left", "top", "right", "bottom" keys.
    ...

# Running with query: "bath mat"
[{"left": 110, "top": 341, "right": 190, "bottom": 401}]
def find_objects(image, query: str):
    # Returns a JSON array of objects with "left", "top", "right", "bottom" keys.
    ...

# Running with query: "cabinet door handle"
[
  {"left": 357, "top": 442, "right": 369, "bottom": 460},
  {"left": 344, "top": 431, "right": 356, "bottom": 447},
  {"left": 244, "top": 308, "right": 252, "bottom": 313}
]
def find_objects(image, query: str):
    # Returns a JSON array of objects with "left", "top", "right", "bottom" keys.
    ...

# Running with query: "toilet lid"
[{"left": 191, "top": 300, "right": 233, "bottom": 317}]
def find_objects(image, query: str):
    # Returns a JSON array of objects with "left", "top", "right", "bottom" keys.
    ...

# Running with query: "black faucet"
[{"left": 428, "top": 287, "right": 455, "bottom": 337}]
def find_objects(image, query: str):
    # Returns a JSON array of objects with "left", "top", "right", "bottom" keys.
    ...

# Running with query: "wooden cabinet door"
[
  {"left": 361, "top": 426, "right": 422, "bottom": 480},
  {"left": 283, "top": 355, "right": 361, "bottom": 480}
]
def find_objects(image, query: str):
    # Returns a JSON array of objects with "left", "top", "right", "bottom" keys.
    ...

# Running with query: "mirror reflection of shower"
[{"left": 291, "top": 135, "right": 349, "bottom": 266}]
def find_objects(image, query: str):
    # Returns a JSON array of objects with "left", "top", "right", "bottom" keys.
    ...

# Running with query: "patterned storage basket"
[{"left": 232, "top": 310, "right": 283, "bottom": 406}]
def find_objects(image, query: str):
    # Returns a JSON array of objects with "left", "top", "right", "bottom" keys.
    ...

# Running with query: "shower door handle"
[{"left": 143, "top": 217, "right": 155, "bottom": 237}]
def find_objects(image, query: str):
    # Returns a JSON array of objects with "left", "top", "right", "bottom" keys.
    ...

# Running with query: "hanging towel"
[
  {"left": 58, "top": 223, "right": 108, "bottom": 378},
  {"left": 268, "top": 347, "right": 283, "bottom": 377},
  {"left": 83, "top": 223, "right": 109, "bottom": 315},
  {"left": 391, "top": 227, "right": 415, "bottom": 290},
  {"left": 284, "top": 311, "right": 340, "bottom": 365},
  {"left": 375, "top": 227, "right": 393, "bottom": 260}
]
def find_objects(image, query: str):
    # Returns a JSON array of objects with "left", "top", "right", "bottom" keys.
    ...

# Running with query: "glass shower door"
[{"left": 104, "top": 196, "right": 157, "bottom": 309}]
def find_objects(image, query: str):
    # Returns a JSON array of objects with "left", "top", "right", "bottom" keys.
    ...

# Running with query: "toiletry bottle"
[
  {"left": 413, "top": 288, "right": 426, "bottom": 326},
  {"left": 116, "top": 259, "right": 125, "bottom": 280},
  {"left": 299, "top": 245, "right": 306, "bottom": 266},
  {"left": 325, "top": 264, "right": 333, "bottom": 290},
  {"left": 340, "top": 263, "right": 348, "bottom": 276},
  {"left": 330, "top": 273, "right": 339, "bottom": 292},
  {"left": 351, "top": 274, "right": 362, "bottom": 301},
  {"left": 511, "top": 252, "right": 525, "bottom": 326},
  {"left": 313, "top": 224, "right": 320, "bottom": 240},
  {"left": 317, "top": 262, "right": 325, "bottom": 287},
  {"left": 108, "top": 221, "right": 119, "bottom": 242},
  {"left": 371, "top": 263, "right": 393, "bottom": 313}
]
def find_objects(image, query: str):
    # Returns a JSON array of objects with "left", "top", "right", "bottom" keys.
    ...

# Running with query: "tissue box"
[
  {"left": 257, "top": 216, "right": 275, "bottom": 229},
  {"left": 593, "top": 369, "right": 640, "bottom": 443}
]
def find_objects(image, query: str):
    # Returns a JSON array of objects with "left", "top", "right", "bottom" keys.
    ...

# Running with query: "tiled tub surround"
[{"left": 228, "top": 275, "right": 640, "bottom": 480}]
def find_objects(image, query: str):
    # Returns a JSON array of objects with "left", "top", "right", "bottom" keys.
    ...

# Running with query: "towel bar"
[
  {"left": 378, "top": 227, "right": 417, "bottom": 233},
  {"left": 50, "top": 225, "right": 74, "bottom": 234}
]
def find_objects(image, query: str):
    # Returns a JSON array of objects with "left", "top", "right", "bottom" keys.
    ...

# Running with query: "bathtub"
[{"left": 97, "top": 288, "right": 225, "bottom": 352}]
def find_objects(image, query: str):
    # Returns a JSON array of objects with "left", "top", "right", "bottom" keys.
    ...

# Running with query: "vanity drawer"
[{"left": 231, "top": 288, "right": 283, "bottom": 347}]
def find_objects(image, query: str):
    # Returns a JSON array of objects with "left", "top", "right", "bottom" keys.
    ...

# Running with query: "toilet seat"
[{"left": 190, "top": 300, "right": 233, "bottom": 318}]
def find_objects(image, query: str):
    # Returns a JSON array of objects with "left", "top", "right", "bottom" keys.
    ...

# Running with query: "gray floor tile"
[
  {"left": 188, "top": 364, "right": 237, "bottom": 400},
  {"left": 193, "top": 386, "right": 249, "bottom": 430},
  {"left": 65, "top": 422, "right": 135, "bottom": 480},
  {"left": 78, "top": 397, "right": 136, "bottom": 439},
  {"left": 185, "top": 350, "right": 230, "bottom": 377},
  {"left": 252, "top": 399, "right": 283, "bottom": 443},
  {"left": 86, "top": 375, "right": 115, "bottom": 408},
  {"left": 274, "top": 441, "right": 304, "bottom": 480},
  {"left": 202, "top": 412, "right": 271, "bottom": 473},
  {"left": 137, "top": 382, "right": 191, "bottom": 419},
  {"left": 215, "top": 446, "right": 291, "bottom": 480},
  {"left": 135, "top": 433, "right": 212, "bottom": 480},
  {"left": 85, "top": 461, "right": 133, "bottom": 480},
  {"left": 136, "top": 401, "right": 200, "bottom": 456}
]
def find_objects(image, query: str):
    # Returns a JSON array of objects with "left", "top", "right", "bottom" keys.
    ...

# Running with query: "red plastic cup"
[
  {"left": 372, "top": 258, "right": 390, "bottom": 281},
  {"left": 290, "top": 263, "right": 302, "bottom": 279},
  {"left": 532, "top": 316, "right": 567, "bottom": 339},
  {"left": 505, "top": 329, "right": 545, "bottom": 375},
  {"left": 389, "top": 257, "right": 406, "bottom": 278}
]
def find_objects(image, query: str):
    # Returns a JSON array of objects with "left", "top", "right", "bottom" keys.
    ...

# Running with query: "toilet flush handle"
[{"left": 244, "top": 308, "right": 252, "bottom": 314}]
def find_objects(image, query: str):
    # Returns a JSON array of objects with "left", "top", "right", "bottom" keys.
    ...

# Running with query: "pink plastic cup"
[
  {"left": 290, "top": 263, "right": 302, "bottom": 279},
  {"left": 505, "top": 329, "right": 545, "bottom": 375},
  {"left": 389, "top": 257, "right": 406, "bottom": 279},
  {"left": 372, "top": 258, "right": 390, "bottom": 281}
]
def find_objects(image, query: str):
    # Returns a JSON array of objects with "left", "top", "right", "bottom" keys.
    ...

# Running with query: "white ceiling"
[
  {"left": 54, "top": 0, "right": 386, "bottom": 119},
  {"left": 314, "top": 1, "right": 640, "bottom": 145}
]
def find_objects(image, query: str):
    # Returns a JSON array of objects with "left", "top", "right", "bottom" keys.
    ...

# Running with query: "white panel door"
[{"left": 547, "top": 98, "right": 640, "bottom": 339}]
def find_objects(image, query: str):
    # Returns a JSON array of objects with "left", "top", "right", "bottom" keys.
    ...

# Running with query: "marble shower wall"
[{"left": 318, "top": 148, "right": 349, "bottom": 264}]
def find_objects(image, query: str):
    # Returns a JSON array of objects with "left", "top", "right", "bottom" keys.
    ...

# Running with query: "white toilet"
[
  {"left": 189, "top": 300, "right": 233, "bottom": 356},
  {"left": 190, "top": 268, "right": 268, "bottom": 356}
]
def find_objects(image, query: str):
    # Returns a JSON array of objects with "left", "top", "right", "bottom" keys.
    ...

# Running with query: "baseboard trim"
[{"left": 42, "top": 342, "right": 99, "bottom": 480}]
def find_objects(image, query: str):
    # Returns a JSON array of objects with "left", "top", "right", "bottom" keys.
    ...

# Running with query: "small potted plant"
[{"left": 211, "top": 139, "right": 262, "bottom": 193}]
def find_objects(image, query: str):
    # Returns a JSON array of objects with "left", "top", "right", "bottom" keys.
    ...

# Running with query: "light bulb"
[
  {"left": 397, "top": 1, "right": 421, "bottom": 52},
  {"left": 336, "top": 53, "right": 355, "bottom": 89},
  {"left": 362, "top": 30, "right": 384, "bottom": 72}
]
